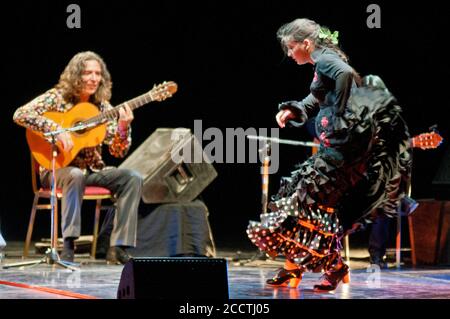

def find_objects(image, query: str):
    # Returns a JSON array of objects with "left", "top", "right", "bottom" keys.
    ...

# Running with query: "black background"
[{"left": 1, "top": 0, "right": 448, "bottom": 249}]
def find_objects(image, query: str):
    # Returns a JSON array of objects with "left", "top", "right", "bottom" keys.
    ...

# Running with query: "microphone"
[
  {"left": 43, "top": 121, "right": 99, "bottom": 137},
  {"left": 247, "top": 135, "right": 319, "bottom": 148}
]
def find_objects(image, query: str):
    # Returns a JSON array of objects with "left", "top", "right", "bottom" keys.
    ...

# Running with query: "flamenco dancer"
[{"left": 247, "top": 18, "right": 411, "bottom": 291}]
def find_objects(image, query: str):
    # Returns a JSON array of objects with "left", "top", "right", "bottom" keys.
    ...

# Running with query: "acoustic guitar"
[
  {"left": 310, "top": 131, "right": 443, "bottom": 154},
  {"left": 27, "top": 81, "right": 178, "bottom": 170}
]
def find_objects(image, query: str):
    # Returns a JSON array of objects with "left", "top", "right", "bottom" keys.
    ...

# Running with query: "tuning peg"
[{"left": 429, "top": 124, "right": 438, "bottom": 132}]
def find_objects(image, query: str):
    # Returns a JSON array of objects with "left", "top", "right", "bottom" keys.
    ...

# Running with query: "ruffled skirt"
[{"left": 247, "top": 87, "right": 412, "bottom": 271}]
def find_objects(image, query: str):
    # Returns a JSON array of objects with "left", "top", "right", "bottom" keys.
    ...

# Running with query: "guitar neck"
[{"left": 84, "top": 91, "right": 154, "bottom": 125}]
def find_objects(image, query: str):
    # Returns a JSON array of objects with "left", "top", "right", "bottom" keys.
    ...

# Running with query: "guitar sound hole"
[{"left": 73, "top": 121, "right": 87, "bottom": 135}]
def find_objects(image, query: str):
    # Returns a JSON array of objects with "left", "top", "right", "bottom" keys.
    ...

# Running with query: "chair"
[
  {"left": 23, "top": 154, "right": 113, "bottom": 259},
  {"left": 343, "top": 194, "right": 418, "bottom": 268}
]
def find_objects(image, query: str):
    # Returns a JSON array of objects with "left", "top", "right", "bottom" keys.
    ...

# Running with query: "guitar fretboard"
[{"left": 82, "top": 91, "right": 154, "bottom": 126}]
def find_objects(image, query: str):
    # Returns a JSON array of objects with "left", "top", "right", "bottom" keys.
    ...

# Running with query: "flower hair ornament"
[{"left": 318, "top": 27, "right": 339, "bottom": 45}]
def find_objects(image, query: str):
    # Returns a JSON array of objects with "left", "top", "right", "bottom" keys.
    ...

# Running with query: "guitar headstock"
[
  {"left": 412, "top": 131, "right": 444, "bottom": 150},
  {"left": 149, "top": 81, "right": 178, "bottom": 101}
]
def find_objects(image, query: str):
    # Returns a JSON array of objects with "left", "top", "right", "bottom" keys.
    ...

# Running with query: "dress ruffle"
[{"left": 247, "top": 195, "right": 342, "bottom": 271}]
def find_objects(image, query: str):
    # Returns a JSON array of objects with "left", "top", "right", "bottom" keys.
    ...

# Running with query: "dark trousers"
[
  {"left": 41, "top": 166, "right": 143, "bottom": 247},
  {"left": 368, "top": 214, "right": 390, "bottom": 261}
]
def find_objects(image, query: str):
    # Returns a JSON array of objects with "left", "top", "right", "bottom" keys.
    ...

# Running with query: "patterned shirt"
[{"left": 13, "top": 88, "right": 131, "bottom": 173}]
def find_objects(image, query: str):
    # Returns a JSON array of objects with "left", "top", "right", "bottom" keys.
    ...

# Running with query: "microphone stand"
[
  {"left": 251, "top": 141, "right": 272, "bottom": 262},
  {"left": 260, "top": 141, "right": 271, "bottom": 215},
  {"left": 2, "top": 123, "right": 98, "bottom": 271},
  {"left": 237, "top": 136, "right": 318, "bottom": 265},
  {"left": 247, "top": 134, "right": 318, "bottom": 215}
]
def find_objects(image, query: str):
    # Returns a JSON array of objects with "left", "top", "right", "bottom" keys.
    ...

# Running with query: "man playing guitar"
[{"left": 13, "top": 51, "right": 143, "bottom": 264}]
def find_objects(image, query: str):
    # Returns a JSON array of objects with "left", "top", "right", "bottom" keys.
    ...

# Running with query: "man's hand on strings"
[{"left": 56, "top": 132, "right": 74, "bottom": 152}]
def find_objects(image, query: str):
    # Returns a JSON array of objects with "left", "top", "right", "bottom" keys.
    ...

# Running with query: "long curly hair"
[{"left": 55, "top": 51, "right": 112, "bottom": 104}]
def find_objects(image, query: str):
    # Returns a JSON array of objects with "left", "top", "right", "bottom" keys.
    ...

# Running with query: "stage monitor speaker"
[
  {"left": 119, "top": 128, "right": 217, "bottom": 203},
  {"left": 117, "top": 257, "right": 229, "bottom": 299},
  {"left": 409, "top": 199, "right": 450, "bottom": 265}
]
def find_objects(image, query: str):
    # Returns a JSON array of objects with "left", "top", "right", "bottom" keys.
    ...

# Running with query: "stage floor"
[{"left": 1, "top": 242, "right": 450, "bottom": 299}]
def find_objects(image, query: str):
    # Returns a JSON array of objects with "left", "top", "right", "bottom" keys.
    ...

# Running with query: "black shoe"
[
  {"left": 60, "top": 248, "right": 74, "bottom": 263},
  {"left": 95, "top": 251, "right": 107, "bottom": 259},
  {"left": 95, "top": 246, "right": 108, "bottom": 259},
  {"left": 266, "top": 268, "right": 303, "bottom": 288},
  {"left": 314, "top": 263, "right": 350, "bottom": 292},
  {"left": 95, "top": 238, "right": 110, "bottom": 259},
  {"left": 106, "top": 246, "right": 131, "bottom": 265},
  {"left": 370, "top": 256, "right": 388, "bottom": 269}
]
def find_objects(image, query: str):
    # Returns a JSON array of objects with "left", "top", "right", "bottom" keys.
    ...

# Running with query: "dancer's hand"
[{"left": 276, "top": 109, "right": 295, "bottom": 128}]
